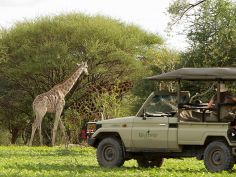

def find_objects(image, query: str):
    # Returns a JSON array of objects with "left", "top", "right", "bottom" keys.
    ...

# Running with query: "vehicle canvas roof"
[{"left": 146, "top": 68, "right": 236, "bottom": 81}]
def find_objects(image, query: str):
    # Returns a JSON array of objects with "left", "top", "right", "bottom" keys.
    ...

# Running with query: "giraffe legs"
[
  {"left": 59, "top": 119, "right": 69, "bottom": 148},
  {"left": 28, "top": 109, "right": 46, "bottom": 146},
  {"left": 52, "top": 102, "right": 64, "bottom": 146},
  {"left": 38, "top": 123, "right": 43, "bottom": 146},
  {"left": 28, "top": 119, "right": 37, "bottom": 146}
]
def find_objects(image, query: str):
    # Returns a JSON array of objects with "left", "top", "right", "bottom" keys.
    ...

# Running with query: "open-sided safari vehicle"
[{"left": 87, "top": 68, "right": 236, "bottom": 172}]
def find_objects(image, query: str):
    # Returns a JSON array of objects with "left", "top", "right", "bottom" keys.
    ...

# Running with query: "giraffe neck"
[{"left": 59, "top": 67, "right": 84, "bottom": 96}]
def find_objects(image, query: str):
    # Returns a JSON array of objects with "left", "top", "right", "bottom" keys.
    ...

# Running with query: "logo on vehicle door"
[{"left": 139, "top": 131, "right": 157, "bottom": 138}]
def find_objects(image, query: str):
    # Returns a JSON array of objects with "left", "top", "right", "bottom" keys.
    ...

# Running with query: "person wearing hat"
[
  {"left": 207, "top": 83, "right": 236, "bottom": 123},
  {"left": 207, "top": 83, "right": 234, "bottom": 109}
]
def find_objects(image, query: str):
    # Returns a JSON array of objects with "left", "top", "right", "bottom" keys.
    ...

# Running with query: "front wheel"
[
  {"left": 96, "top": 137, "right": 124, "bottom": 167},
  {"left": 204, "top": 141, "right": 234, "bottom": 172}
]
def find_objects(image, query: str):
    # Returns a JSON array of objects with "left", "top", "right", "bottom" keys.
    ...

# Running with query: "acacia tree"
[{"left": 0, "top": 13, "right": 163, "bottom": 144}]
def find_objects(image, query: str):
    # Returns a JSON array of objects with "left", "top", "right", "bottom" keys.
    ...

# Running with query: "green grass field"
[{"left": 0, "top": 146, "right": 235, "bottom": 177}]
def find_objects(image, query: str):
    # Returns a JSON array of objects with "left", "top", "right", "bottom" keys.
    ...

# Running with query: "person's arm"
[
  {"left": 225, "top": 93, "right": 236, "bottom": 102},
  {"left": 207, "top": 99, "right": 214, "bottom": 108},
  {"left": 231, "top": 96, "right": 236, "bottom": 102},
  {"left": 207, "top": 95, "right": 216, "bottom": 108}
]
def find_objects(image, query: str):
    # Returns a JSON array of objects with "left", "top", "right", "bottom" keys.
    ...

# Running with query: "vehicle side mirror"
[{"left": 143, "top": 109, "right": 147, "bottom": 120}]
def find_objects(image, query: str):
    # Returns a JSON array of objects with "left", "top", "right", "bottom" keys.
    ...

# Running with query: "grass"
[{"left": 0, "top": 146, "right": 235, "bottom": 177}]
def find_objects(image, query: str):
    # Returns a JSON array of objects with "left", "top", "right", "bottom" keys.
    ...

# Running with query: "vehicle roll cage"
[
  {"left": 146, "top": 68, "right": 236, "bottom": 122},
  {"left": 177, "top": 80, "right": 227, "bottom": 122}
]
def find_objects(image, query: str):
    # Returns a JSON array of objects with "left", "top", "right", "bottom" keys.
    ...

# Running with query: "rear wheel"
[
  {"left": 204, "top": 141, "right": 234, "bottom": 172},
  {"left": 97, "top": 137, "right": 124, "bottom": 167},
  {"left": 137, "top": 157, "right": 163, "bottom": 168}
]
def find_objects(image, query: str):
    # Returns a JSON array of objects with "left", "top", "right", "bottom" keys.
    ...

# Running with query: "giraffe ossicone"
[{"left": 28, "top": 61, "right": 88, "bottom": 146}]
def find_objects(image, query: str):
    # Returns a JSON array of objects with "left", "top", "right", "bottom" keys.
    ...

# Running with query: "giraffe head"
[{"left": 77, "top": 61, "right": 89, "bottom": 75}]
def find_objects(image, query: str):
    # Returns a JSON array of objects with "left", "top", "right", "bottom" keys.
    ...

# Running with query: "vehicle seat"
[
  {"left": 217, "top": 106, "right": 235, "bottom": 122},
  {"left": 180, "top": 91, "right": 190, "bottom": 104},
  {"left": 178, "top": 91, "right": 201, "bottom": 122},
  {"left": 205, "top": 104, "right": 236, "bottom": 122},
  {"left": 178, "top": 109, "right": 201, "bottom": 122}
]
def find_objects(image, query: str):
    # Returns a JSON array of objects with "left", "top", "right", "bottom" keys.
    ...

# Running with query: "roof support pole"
[
  {"left": 217, "top": 80, "right": 221, "bottom": 122},
  {"left": 177, "top": 79, "right": 181, "bottom": 104}
]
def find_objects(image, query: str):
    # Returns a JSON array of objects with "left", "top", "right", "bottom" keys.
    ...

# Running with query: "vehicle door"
[
  {"left": 131, "top": 94, "right": 177, "bottom": 150},
  {"left": 131, "top": 116, "right": 169, "bottom": 150}
]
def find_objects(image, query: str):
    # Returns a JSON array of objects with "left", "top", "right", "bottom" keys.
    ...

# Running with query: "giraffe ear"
[{"left": 76, "top": 63, "right": 81, "bottom": 67}]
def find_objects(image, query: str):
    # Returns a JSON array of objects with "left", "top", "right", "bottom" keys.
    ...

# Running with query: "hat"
[{"left": 216, "top": 83, "right": 228, "bottom": 92}]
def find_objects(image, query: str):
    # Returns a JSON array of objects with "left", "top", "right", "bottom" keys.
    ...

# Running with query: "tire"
[
  {"left": 203, "top": 141, "right": 234, "bottom": 172},
  {"left": 96, "top": 137, "right": 124, "bottom": 167},
  {"left": 137, "top": 157, "right": 164, "bottom": 168}
]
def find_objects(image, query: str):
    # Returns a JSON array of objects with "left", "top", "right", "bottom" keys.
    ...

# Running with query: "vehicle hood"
[{"left": 97, "top": 116, "right": 135, "bottom": 124}]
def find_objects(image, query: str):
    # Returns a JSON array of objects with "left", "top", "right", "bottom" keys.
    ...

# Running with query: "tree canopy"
[
  {"left": 0, "top": 13, "right": 163, "bottom": 144},
  {"left": 169, "top": 0, "right": 236, "bottom": 67}
]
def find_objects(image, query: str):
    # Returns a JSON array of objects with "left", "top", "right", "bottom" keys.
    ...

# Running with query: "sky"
[{"left": 0, "top": 0, "right": 188, "bottom": 51}]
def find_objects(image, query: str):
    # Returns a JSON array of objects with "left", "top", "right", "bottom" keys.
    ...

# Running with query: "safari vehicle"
[{"left": 87, "top": 68, "right": 236, "bottom": 172}]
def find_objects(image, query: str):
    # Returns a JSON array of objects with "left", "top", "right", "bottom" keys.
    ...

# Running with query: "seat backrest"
[
  {"left": 180, "top": 91, "right": 191, "bottom": 104},
  {"left": 220, "top": 105, "right": 235, "bottom": 122}
]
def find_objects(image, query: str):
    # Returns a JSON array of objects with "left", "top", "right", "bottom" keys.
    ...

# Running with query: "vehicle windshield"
[{"left": 145, "top": 95, "right": 178, "bottom": 116}]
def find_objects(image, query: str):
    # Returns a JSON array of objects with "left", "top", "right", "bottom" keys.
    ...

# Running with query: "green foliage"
[
  {"left": 168, "top": 0, "right": 190, "bottom": 21},
  {"left": 132, "top": 48, "right": 181, "bottom": 111},
  {"left": 167, "top": 0, "right": 208, "bottom": 30},
  {"left": 0, "top": 125, "right": 10, "bottom": 145},
  {"left": 0, "top": 146, "right": 235, "bottom": 176},
  {"left": 95, "top": 91, "right": 138, "bottom": 119},
  {"left": 0, "top": 13, "right": 163, "bottom": 144},
  {"left": 184, "top": 0, "right": 236, "bottom": 67},
  {"left": 169, "top": 0, "right": 236, "bottom": 67},
  {"left": 146, "top": 47, "right": 181, "bottom": 77},
  {"left": 95, "top": 92, "right": 122, "bottom": 119},
  {"left": 167, "top": 0, "right": 236, "bottom": 99},
  {"left": 64, "top": 109, "right": 83, "bottom": 144}
]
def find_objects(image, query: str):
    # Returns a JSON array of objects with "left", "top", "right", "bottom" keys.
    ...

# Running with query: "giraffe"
[
  {"left": 72, "top": 81, "right": 133, "bottom": 120},
  {"left": 87, "top": 81, "right": 133, "bottom": 99},
  {"left": 28, "top": 61, "right": 89, "bottom": 146},
  {"left": 63, "top": 81, "right": 132, "bottom": 143}
]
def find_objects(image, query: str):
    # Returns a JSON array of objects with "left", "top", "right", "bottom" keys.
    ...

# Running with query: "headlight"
[{"left": 86, "top": 122, "right": 102, "bottom": 137}]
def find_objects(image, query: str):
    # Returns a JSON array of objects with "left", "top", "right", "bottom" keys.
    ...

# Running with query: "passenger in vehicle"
[
  {"left": 178, "top": 91, "right": 201, "bottom": 122},
  {"left": 207, "top": 84, "right": 235, "bottom": 108},
  {"left": 207, "top": 83, "right": 236, "bottom": 122}
]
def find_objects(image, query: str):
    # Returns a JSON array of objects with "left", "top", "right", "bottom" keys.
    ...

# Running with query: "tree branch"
[{"left": 170, "top": 0, "right": 207, "bottom": 27}]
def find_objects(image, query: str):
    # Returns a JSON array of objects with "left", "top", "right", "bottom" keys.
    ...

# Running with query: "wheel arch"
[
  {"left": 204, "top": 136, "right": 229, "bottom": 146},
  {"left": 93, "top": 132, "right": 123, "bottom": 148}
]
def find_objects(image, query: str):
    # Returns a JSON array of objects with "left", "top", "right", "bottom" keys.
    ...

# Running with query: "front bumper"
[{"left": 87, "top": 138, "right": 96, "bottom": 147}]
